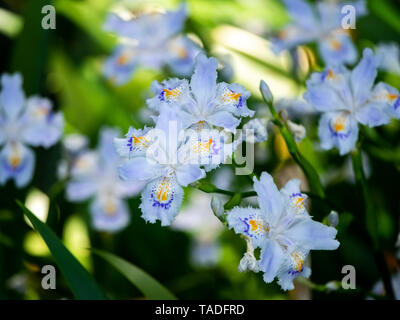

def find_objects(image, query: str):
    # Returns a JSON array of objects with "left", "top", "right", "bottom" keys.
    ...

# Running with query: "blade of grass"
[
  {"left": 92, "top": 249, "right": 176, "bottom": 300},
  {"left": 17, "top": 200, "right": 108, "bottom": 300}
]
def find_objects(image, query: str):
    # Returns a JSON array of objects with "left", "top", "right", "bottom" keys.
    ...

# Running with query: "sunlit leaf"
[{"left": 0, "top": 8, "right": 23, "bottom": 38}]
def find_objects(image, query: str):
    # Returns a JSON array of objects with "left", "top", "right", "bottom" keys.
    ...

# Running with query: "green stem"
[
  {"left": 351, "top": 148, "right": 395, "bottom": 299},
  {"left": 351, "top": 149, "right": 378, "bottom": 244},
  {"left": 242, "top": 191, "right": 257, "bottom": 198},
  {"left": 193, "top": 181, "right": 257, "bottom": 199},
  {"left": 223, "top": 193, "right": 242, "bottom": 210},
  {"left": 297, "top": 278, "right": 389, "bottom": 299},
  {"left": 193, "top": 181, "right": 234, "bottom": 196},
  {"left": 192, "top": 181, "right": 256, "bottom": 225},
  {"left": 264, "top": 98, "right": 325, "bottom": 199},
  {"left": 296, "top": 277, "right": 335, "bottom": 293}
]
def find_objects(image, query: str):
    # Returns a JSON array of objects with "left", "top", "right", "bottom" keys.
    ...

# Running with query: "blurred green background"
[{"left": 1, "top": 0, "right": 400, "bottom": 300}]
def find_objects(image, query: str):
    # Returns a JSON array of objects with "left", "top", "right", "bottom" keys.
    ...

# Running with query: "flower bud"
[
  {"left": 238, "top": 252, "right": 260, "bottom": 273},
  {"left": 211, "top": 196, "right": 224, "bottom": 217},
  {"left": 243, "top": 118, "right": 268, "bottom": 143},
  {"left": 325, "top": 281, "right": 340, "bottom": 292},
  {"left": 287, "top": 120, "right": 306, "bottom": 142},
  {"left": 238, "top": 236, "right": 260, "bottom": 273},
  {"left": 327, "top": 210, "right": 339, "bottom": 228},
  {"left": 260, "top": 80, "right": 273, "bottom": 104}
]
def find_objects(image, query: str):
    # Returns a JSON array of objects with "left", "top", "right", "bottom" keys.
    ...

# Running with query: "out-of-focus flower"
[
  {"left": 172, "top": 190, "right": 224, "bottom": 267},
  {"left": 273, "top": 0, "right": 367, "bottom": 66},
  {"left": 58, "top": 134, "right": 90, "bottom": 180},
  {"left": 67, "top": 128, "right": 143, "bottom": 232},
  {"left": 376, "top": 43, "right": 400, "bottom": 75},
  {"left": 114, "top": 109, "right": 206, "bottom": 226},
  {"left": 165, "top": 36, "right": 202, "bottom": 76},
  {"left": 227, "top": 172, "right": 339, "bottom": 290},
  {"left": 242, "top": 118, "right": 269, "bottom": 143},
  {"left": 304, "top": 48, "right": 400, "bottom": 155},
  {"left": 62, "top": 133, "right": 89, "bottom": 155},
  {"left": 147, "top": 54, "right": 254, "bottom": 133},
  {"left": 191, "top": 239, "right": 220, "bottom": 267},
  {"left": 0, "top": 73, "right": 64, "bottom": 188},
  {"left": 173, "top": 190, "right": 223, "bottom": 237},
  {"left": 103, "top": 5, "right": 202, "bottom": 85}
]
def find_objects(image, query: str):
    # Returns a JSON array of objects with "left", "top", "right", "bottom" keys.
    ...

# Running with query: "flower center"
[
  {"left": 333, "top": 118, "right": 345, "bottom": 132},
  {"left": 220, "top": 90, "right": 242, "bottom": 107},
  {"left": 127, "top": 134, "right": 150, "bottom": 152},
  {"left": 176, "top": 47, "right": 188, "bottom": 59},
  {"left": 331, "top": 112, "right": 350, "bottom": 135},
  {"left": 290, "top": 252, "right": 305, "bottom": 273},
  {"left": 330, "top": 40, "right": 342, "bottom": 51},
  {"left": 8, "top": 143, "right": 22, "bottom": 170},
  {"left": 34, "top": 106, "right": 49, "bottom": 119},
  {"left": 295, "top": 197, "right": 304, "bottom": 208},
  {"left": 9, "top": 154, "right": 21, "bottom": 169},
  {"left": 159, "top": 87, "right": 183, "bottom": 103},
  {"left": 151, "top": 176, "right": 175, "bottom": 209},
  {"left": 117, "top": 52, "right": 131, "bottom": 66},
  {"left": 104, "top": 200, "right": 117, "bottom": 216},
  {"left": 387, "top": 93, "right": 399, "bottom": 102},
  {"left": 191, "top": 138, "right": 213, "bottom": 154},
  {"left": 327, "top": 69, "right": 336, "bottom": 79},
  {"left": 242, "top": 217, "right": 270, "bottom": 240}
]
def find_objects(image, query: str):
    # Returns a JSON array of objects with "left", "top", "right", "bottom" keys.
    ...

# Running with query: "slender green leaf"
[
  {"left": 17, "top": 200, "right": 108, "bottom": 300},
  {"left": 92, "top": 249, "right": 176, "bottom": 300},
  {"left": 370, "top": 0, "right": 400, "bottom": 35},
  {"left": 263, "top": 96, "right": 325, "bottom": 201}
]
